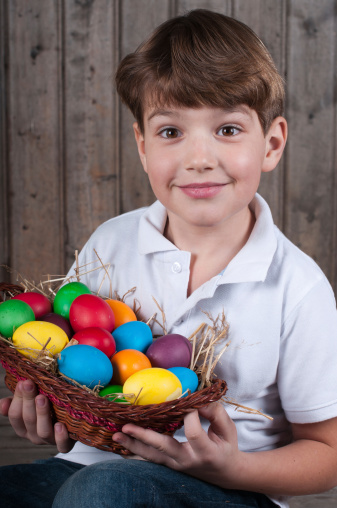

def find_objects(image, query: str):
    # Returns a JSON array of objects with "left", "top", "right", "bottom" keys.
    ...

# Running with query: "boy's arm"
[
  {"left": 113, "top": 403, "right": 337, "bottom": 496},
  {"left": 243, "top": 417, "right": 337, "bottom": 495}
]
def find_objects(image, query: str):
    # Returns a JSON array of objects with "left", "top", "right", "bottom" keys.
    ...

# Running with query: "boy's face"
[{"left": 134, "top": 105, "right": 286, "bottom": 234}]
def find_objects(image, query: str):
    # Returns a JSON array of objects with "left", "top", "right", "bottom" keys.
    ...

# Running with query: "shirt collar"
[
  {"left": 216, "top": 194, "right": 277, "bottom": 284},
  {"left": 138, "top": 194, "right": 277, "bottom": 283},
  {"left": 138, "top": 200, "right": 177, "bottom": 254}
]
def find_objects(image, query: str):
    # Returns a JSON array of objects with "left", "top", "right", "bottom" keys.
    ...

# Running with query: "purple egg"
[
  {"left": 40, "top": 312, "right": 73, "bottom": 339},
  {"left": 146, "top": 333, "right": 192, "bottom": 369}
]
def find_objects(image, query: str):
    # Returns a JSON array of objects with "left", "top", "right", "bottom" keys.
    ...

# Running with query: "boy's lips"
[{"left": 178, "top": 182, "right": 226, "bottom": 199}]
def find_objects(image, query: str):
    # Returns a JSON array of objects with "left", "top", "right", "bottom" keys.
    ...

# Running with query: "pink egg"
[
  {"left": 146, "top": 334, "right": 192, "bottom": 369},
  {"left": 73, "top": 327, "right": 116, "bottom": 358},
  {"left": 12, "top": 292, "right": 52, "bottom": 319},
  {"left": 69, "top": 294, "right": 115, "bottom": 333}
]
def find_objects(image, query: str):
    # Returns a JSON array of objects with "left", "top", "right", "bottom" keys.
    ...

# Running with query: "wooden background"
[
  {"left": 0, "top": 0, "right": 337, "bottom": 486},
  {"left": 1, "top": 0, "right": 337, "bottom": 292}
]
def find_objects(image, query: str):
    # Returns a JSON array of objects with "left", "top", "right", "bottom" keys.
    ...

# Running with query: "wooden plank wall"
[
  {"left": 0, "top": 0, "right": 337, "bottom": 466},
  {"left": 1, "top": 0, "right": 337, "bottom": 291}
]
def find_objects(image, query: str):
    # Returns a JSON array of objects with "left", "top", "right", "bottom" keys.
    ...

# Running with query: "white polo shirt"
[{"left": 57, "top": 194, "right": 337, "bottom": 507}]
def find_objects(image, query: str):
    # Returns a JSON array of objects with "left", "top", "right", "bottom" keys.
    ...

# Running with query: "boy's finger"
[
  {"left": 183, "top": 409, "right": 212, "bottom": 455},
  {"left": 198, "top": 403, "right": 235, "bottom": 441},
  {"left": 54, "top": 423, "right": 74, "bottom": 453},
  {"left": 21, "top": 380, "right": 40, "bottom": 436},
  {"left": 115, "top": 425, "right": 181, "bottom": 462},
  {"left": 7, "top": 381, "right": 28, "bottom": 437},
  {"left": 35, "top": 395, "right": 56, "bottom": 443},
  {"left": 0, "top": 397, "right": 13, "bottom": 417}
]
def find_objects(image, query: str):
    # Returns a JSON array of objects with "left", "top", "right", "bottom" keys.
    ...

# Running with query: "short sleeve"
[{"left": 278, "top": 277, "right": 337, "bottom": 423}]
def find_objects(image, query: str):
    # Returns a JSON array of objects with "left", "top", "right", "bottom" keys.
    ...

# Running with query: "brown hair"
[{"left": 115, "top": 9, "right": 284, "bottom": 135}]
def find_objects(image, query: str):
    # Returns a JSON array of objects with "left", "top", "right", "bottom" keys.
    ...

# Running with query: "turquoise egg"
[
  {"left": 168, "top": 367, "right": 199, "bottom": 397},
  {"left": 113, "top": 321, "right": 153, "bottom": 353},
  {"left": 57, "top": 344, "right": 113, "bottom": 389}
]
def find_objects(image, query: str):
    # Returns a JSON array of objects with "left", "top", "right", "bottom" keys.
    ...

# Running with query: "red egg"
[
  {"left": 69, "top": 294, "right": 115, "bottom": 333},
  {"left": 40, "top": 312, "right": 73, "bottom": 339},
  {"left": 73, "top": 327, "right": 116, "bottom": 358},
  {"left": 146, "top": 334, "right": 192, "bottom": 369},
  {"left": 12, "top": 292, "right": 52, "bottom": 319}
]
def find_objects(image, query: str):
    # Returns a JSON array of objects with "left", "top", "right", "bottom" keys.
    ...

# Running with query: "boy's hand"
[
  {"left": 113, "top": 402, "right": 244, "bottom": 488},
  {"left": 0, "top": 379, "right": 74, "bottom": 453}
]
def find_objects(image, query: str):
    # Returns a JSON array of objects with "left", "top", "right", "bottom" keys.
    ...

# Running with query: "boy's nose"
[{"left": 183, "top": 138, "right": 217, "bottom": 172}]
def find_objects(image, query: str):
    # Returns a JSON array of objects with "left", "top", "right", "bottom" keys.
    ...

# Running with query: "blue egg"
[
  {"left": 168, "top": 367, "right": 199, "bottom": 397},
  {"left": 57, "top": 344, "right": 113, "bottom": 389},
  {"left": 113, "top": 321, "right": 153, "bottom": 353}
]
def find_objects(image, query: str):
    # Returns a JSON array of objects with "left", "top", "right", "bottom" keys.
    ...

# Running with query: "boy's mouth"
[{"left": 178, "top": 182, "right": 225, "bottom": 199}]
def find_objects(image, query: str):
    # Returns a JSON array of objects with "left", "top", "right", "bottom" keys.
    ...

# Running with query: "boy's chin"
[
  {"left": 166, "top": 201, "right": 253, "bottom": 233},
  {"left": 172, "top": 210, "right": 233, "bottom": 230}
]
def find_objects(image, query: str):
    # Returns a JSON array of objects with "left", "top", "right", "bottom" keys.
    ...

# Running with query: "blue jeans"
[{"left": 0, "top": 457, "right": 276, "bottom": 508}]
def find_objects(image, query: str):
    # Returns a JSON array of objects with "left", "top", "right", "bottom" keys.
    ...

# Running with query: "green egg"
[
  {"left": 0, "top": 300, "right": 35, "bottom": 338},
  {"left": 99, "top": 384, "right": 127, "bottom": 403},
  {"left": 53, "top": 282, "right": 91, "bottom": 320}
]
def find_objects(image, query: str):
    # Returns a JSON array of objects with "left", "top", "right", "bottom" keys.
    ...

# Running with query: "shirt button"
[{"left": 172, "top": 262, "right": 182, "bottom": 273}]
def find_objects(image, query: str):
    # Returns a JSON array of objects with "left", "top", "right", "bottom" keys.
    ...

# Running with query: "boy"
[{"left": 1, "top": 9, "right": 337, "bottom": 508}]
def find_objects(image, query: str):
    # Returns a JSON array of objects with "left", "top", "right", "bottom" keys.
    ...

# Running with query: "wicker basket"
[{"left": 0, "top": 282, "right": 228, "bottom": 455}]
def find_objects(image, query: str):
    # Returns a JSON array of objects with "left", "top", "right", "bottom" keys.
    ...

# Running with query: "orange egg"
[
  {"left": 105, "top": 299, "right": 137, "bottom": 329},
  {"left": 110, "top": 349, "right": 151, "bottom": 385}
]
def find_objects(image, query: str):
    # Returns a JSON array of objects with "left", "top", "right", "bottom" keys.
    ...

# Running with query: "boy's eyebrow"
[
  {"left": 146, "top": 105, "right": 252, "bottom": 123},
  {"left": 147, "top": 109, "right": 175, "bottom": 122}
]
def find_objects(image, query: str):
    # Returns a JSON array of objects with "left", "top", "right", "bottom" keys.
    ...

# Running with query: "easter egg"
[
  {"left": 123, "top": 368, "right": 182, "bottom": 405},
  {"left": 57, "top": 344, "right": 113, "bottom": 389},
  {"left": 12, "top": 292, "right": 52, "bottom": 319},
  {"left": 69, "top": 294, "right": 115, "bottom": 333},
  {"left": 12, "top": 321, "right": 69, "bottom": 360},
  {"left": 112, "top": 321, "right": 153, "bottom": 353},
  {"left": 105, "top": 299, "right": 137, "bottom": 329},
  {"left": 110, "top": 349, "right": 151, "bottom": 385},
  {"left": 0, "top": 300, "right": 35, "bottom": 338},
  {"left": 168, "top": 367, "right": 199, "bottom": 397},
  {"left": 99, "top": 384, "right": 127, "bottom": 402},
  {"left": 146, "top": 334, "right": 192, "bottom": 369},
  {"left": 73, "top": 327, "right": 116, "bottom": 358},
  {"left": 39, "top": 312, "right": 73, "bottom": 339},
  {"left": 53, "top": 282, "right": 91, "bottom": 319}
]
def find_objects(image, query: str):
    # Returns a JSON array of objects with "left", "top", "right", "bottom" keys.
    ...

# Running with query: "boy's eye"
[
  {"left": 159, "top": 128, "right": 181, "bottom": 139},
  {"left": 217, "top": 126, "right": 240, "bottom": 136}
]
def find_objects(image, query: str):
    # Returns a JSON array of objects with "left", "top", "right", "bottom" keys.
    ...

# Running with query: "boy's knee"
[
  {"left": 53, "top": 463, "right": 109, "bottom": 508},
  {"left": 52, "top": 460, "right": 145, "bottom": 508}
]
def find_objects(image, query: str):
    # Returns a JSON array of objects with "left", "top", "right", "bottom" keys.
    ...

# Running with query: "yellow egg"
[
  {"left": 123, "top": 368, "right": 182, "bottom": 405},
  {"left": 12, "top": 321, "right": 69, "bottom": 360}
]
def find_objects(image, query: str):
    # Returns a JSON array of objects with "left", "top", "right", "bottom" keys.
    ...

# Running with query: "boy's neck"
[{"left": 164, "top": 206, "right": 255, "bottom": 296}]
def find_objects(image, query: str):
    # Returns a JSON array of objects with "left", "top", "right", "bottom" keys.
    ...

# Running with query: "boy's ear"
[
  {"left": 262, "top": 117, "right": 287, "bottom": 173},
  {"left": 133, "top": 122, "right": 148, "bottom": 173}
]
